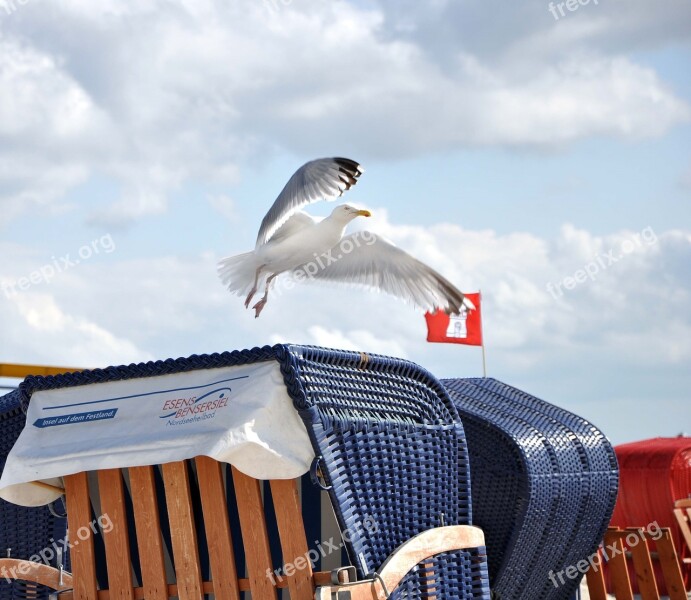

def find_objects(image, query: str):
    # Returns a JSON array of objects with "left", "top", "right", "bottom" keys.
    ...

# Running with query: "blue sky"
[{"left": 1, "top": 0, "right": 690, "bottom": 444}]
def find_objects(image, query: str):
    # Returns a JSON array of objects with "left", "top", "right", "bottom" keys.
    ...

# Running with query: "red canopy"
[{"left": 610, "top": 436, "right": 691, "bottom": 592}]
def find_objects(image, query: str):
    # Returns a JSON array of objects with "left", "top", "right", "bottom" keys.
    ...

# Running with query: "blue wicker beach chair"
[
  {"left": 287, "top": 346, "right": 490, "bottom": 599},
  {"left": 0, "top": 389, "right": 69, "bottom": 600},
  {"left": 0, "top": 345, "right": 491, "bottom": 600},
  {"left": 442, "top": 377, "right": 618, "bottom": 600}
]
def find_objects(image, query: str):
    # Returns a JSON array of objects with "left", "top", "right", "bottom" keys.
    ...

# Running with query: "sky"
[{"left": 0, "top": 0, "right": 689, "bottom": 445}]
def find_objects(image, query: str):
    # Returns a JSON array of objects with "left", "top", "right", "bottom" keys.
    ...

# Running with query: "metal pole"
[{"left": 480, "top": 290, "right": 487, "bottom": 377}]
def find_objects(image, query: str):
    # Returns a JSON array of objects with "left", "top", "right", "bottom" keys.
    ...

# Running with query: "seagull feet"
[
  {"left": 252, "top": 298, "right": 267, "bottom": 318},
  {"left": 244, "top": 288, "right": 257, "bottom": 308}
]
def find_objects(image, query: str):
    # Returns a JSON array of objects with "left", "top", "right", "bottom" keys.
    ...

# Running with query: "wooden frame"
[
  {"left": 0, "top": 458, "right": 478, "bottom": 600},
  {"left": 314, "top": 525, "right": 485, "bottom": 600},
  {"left": 0, "top": 459, "right": 320, "bottom": 600},
  {"left": 585, "top": 526, "right": 687, "bottom": 600}
]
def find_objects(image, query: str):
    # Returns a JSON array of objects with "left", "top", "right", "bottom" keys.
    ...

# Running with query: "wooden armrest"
[
  {"left": 315, "top": 525, "right": 485, "bottom": 600},
  {"left": 0, "top": 558, "right": 73, "bottom": 591}
]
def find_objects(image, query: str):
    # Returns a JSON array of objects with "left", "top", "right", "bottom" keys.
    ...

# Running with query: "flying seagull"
[{"left": 218, "top": 157, "right": 474, "bottom": 318}]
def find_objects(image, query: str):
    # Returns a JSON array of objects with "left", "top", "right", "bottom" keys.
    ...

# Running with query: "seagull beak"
[{"left": 357, "top": 209, "right": 372, "bottom": 217}]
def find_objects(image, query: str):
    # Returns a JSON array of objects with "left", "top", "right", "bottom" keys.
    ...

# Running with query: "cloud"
[
  {"left": 208, "top": 194, "right": 239, "bottom": 223},
  {"left": 1, "top": 292, "right": 152, "bottom": 367},
  {"left": 271, "top": 325, "right": 408, "bottom": 359},
  {"left": 372, "top": 0, "right": 691, "bottom": 61},
  {"left": 1, "top": 213, "right": 688, "bottom": 442},
  {"left": 3, "top": 213, "right": 689, "bottom": 369},
  {"left": 0, "top": 40, "right": 101, "bottom": 227},
  {"left": 1, "top": 0, "right": 688, "bottom": 227}
]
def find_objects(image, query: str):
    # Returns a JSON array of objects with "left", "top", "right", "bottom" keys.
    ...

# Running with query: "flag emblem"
[{"left": 425, "top": 292, "right": 483, "bottom": 346}]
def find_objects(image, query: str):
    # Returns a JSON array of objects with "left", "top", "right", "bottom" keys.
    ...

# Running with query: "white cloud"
[
  {"left": 3, "top": 215, "right": 688, "bottom": 370},
  {"left": 0, "top": 40, "right": 102, "bottom": 227},
  {"left": 271, "top": 325, "right": 408, "bottom": 358},
  {"left": 0, "top": 0, "right": 688, "bottom": 227},
  {"left": 1, "top": 292, "right": 152, "bottom": 367},
  {"left": 1, "top": 215, "right": 688, "bottom": 443},
  {"left": 208, "top": 194, "right": 239, "bottom": 223}
]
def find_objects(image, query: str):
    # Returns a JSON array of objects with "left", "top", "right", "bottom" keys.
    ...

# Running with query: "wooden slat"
[
  {"left": 195, "top": 457, "right": 241, "bottom": 600},
  {"left": 420, "top": 561, "right": 436, "bottom": 599},
  {"left": 128, "top": 466, "right": 168, "bottom": 600},
  {"left": 96, "top": 573, "right": 338, "bottom": 600},
  {"left": 270, "top": 479, "right": 314, "bottom": 600},
  {"left": 232, "top": 467, "right": 277, "bottom": 600},
  {"left": 24, "top": 581, "right": 38, "bottom": 600},
  {"left": 655, "top": 529, "right": 686, "bottom": 600},
  {"left": 161, "top": 461, "right": 203, "bottom": 600},
  {"left": 673, "top": 506, "right": 691, "bottom": 553},
  {"left": 603, "top": 530, "right": 633, "bottom": 600},
  {"left": 98, "top": 469, "right": 134, "bottom": 600},
  {"left": 585, "top": 550, "right": 608, "bottom": 600},
  {"left": 625, "top": 529, "right": 658, "bottom": 600},
  {"left": 65, "top": 472, "right": 99, "bottom": 600}
]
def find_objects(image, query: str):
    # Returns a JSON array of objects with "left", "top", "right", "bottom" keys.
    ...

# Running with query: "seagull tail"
[{"left": 217, "top": 252, "right": 261, "bottom": 297}]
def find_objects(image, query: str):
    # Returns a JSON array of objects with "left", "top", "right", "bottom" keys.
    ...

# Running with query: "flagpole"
[{"left": 480, "top": 289, "right": 487, "bottom": 377}]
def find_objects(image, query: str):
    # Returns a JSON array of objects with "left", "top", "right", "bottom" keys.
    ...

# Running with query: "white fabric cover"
[{"left": 0, "top": 361, "right": 314, "bottom": 506}]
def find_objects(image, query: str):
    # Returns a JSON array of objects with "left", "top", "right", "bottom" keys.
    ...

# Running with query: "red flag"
[{"left": 425, "top": 293, "right": 483, "bottom": 346}]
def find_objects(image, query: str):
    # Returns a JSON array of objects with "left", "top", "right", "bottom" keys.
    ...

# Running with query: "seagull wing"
[
  {"left": 299, "top": 233, "right": 469, "bottom": 314},
  {"left": 268, "top": 211, "right": 317, "bottom": 245},
  {"left": 256, "top": 157, "right": 363, "bottom": 248}
]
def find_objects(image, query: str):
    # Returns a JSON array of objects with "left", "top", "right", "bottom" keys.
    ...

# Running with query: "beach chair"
[
  {"left": 610, "top": 437, "right": 691, "bottom": 593},
  {"left": 0, "top": 345, "right": 491, "bottom": 599},
  {"left": 442, "top": 377, "right": 619, "bottom": 600},
  {"left": 584, "top": 526, "right": 687, "bottom": 600}
]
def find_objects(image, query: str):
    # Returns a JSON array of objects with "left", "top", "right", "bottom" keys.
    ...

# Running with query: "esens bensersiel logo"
[{"left": 159, "top": 387, "right": 230, "bottom": 425}]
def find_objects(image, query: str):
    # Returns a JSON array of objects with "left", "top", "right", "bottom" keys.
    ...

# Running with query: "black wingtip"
[
  {"left": 333, "top": 157, "right": 362, "bottom": 172},
  {"left": 332, "top": 157, "right": 363, "bottom": 194}
]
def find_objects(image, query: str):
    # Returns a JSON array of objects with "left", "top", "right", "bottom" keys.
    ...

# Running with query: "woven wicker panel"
[
  {"left": 443, "top": 377, "right": 618, "bottom": 600},
  {"left": 280, "top": 346, "right": 489, "bottom": 598},
  {"left": 0, "top": 390, "right": 69, "bottom": 600}
]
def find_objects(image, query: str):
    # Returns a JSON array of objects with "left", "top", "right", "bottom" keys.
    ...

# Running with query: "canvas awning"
[{"left": 0, "top": 361, "right": 313, "bottom": 506}]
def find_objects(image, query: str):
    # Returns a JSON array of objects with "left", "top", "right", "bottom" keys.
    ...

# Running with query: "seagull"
[{"left": 218, "top": 157, "right": 474, "bottom": 318}]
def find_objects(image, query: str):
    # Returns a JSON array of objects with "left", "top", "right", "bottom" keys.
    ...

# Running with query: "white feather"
[
  {"left": 294, "top": 233, "right": 469, "bottom": 314},
  {"left": 255, "top": 157, "right": 363, "bottom": 248}
]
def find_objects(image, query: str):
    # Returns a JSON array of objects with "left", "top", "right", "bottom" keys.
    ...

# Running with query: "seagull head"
[{"left": 331, "top": 204, "right": 372, "bottom": 222}]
